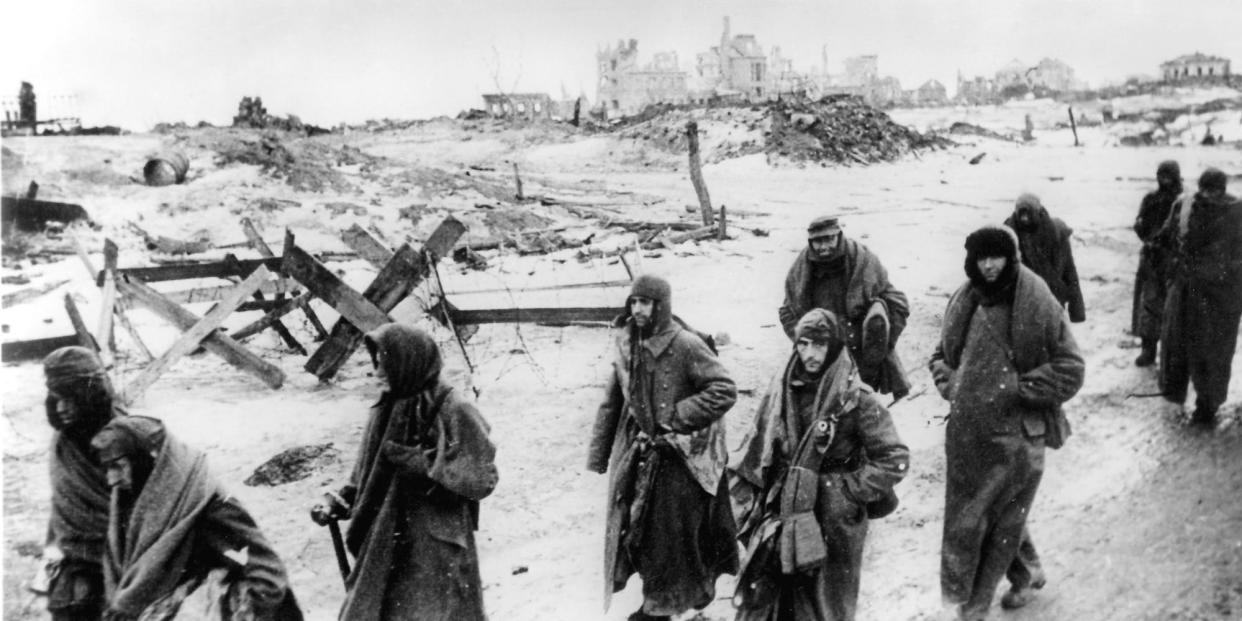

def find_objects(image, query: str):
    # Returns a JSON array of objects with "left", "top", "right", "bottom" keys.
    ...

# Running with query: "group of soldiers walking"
[
  {"left": 37, "top": 163, "right": 1239, "bottom": 621},
  {"left": 1133, "top": 163, "right": 1242, "bottom": 426}
]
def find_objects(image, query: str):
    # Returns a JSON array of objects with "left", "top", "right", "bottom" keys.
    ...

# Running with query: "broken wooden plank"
[
  {"left": 2, "top": 279, "right": 70, "bottom": 307},
  {"left": 282, "top": 240, "right": 394, "bottom": 333},
  {"left": 230, "top": 291, "right": 316, "bottom": 341},
  {"left": 445, "top": 306, "right": 620, "bottom": 325},
  {"left": 63, "top": 294, "right": 98, "bottom": 351},
  {"left": 223, "top": 254, "right": 305, "bottom": 355},
  {"left": 101, "top": 257, "right": 283, "bottom": 285},
  {"left": 1, "top": 335, "right": 81, "bottom": 362},
  {"left": 341, "top": 224, "right": 397, "bottom": 267},
  {"left": 1, "top": 196, "right": 90, "bottom": 235},
  {"left": 639, "top": 224, "right": 720, "bottom": 250},
  {"left": 445, "top": 278, "right": 633, "bottom": 297},
  {"left": 162, "top": 280, "right": 291, "bottom": 305},
  {"left": 123, "top": 266, "right": 272, "bottom": 403},
  {"left": 424, "top": 216, "right": 467, "bottom": 259},
  {"left": 70, "top": 232, "right": 152, "bottom": 360},
  {"left": 297, "top": 244, "right": 422, "bottom": 380},
  {"left": 116, "top": 276, "right": 285, "bottom": 389}
]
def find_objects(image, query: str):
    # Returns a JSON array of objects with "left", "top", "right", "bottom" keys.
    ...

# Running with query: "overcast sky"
[{"left": 3, "top": 0, "right": 1239, "bottom": 131}]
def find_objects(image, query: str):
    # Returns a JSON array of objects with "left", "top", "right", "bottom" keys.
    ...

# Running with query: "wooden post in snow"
[
  {"left": 513, "top": 163, "right": 524, "bottom": 201},
  {"left": 686, "top": 121, "right": 715, "bottom": 227},
  {"left": 717, "top": 205, "right": 727, "bottom": 241},
  {"left": 1067, "top": 106, "right": 1079, "bottom": 147}
]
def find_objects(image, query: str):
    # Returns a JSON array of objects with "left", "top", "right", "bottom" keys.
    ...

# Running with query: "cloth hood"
[
  {"left": 1157, "top": 160, "right": 1183, "bottom": 193},
  {"left": 364, "top": 323, "right": 443, "bottom": 398}
]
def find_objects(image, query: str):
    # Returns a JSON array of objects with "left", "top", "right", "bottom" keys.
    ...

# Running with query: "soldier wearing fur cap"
[
  {"left": 41, "top": 346, "right": 125, "bottom": 621},
  {"left": 587, "top": 274, "right": 739, "bottom": 621},
  {"left": 731, "top": 308, "right": 909, "bottom": 621},
  {"left": 779, "top": 215, "right": 912, "bottom": 399},
  {"left": 929, "top": 225, "right": 1084, "bottom": 620}
]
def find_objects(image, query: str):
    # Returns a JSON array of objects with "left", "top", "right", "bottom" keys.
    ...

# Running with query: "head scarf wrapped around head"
[
  {"left": 90, "top": 417, "right": 165, "bottom": 493},
  {"left": 43, "top": 346, "right": 114, "bottom": 433},
  {"left": 793, "top": 308, "right": 846, "bottom": 368},
  {"left": 364, "top": 323, "right": 443, "bottom": 398}
]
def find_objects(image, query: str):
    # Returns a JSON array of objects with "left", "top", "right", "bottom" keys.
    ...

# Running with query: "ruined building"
[
  {"left": 693, "top": 17, "right": 770, "bottom": 100},
  {"left": 913, "top": 79, "right": 949, "bottom": 106},
  {"left": 1161, "top": 53, "right": 1231, "bottom": 82},
  {"left": 596, "top": 39, "right": 689, "bottom": 118},
  {"left": 482, "top": 93, "right": 555, "bottom": 121},
  {"left": 1028, "top": 58, "right": 1078, "bottom": 92}
]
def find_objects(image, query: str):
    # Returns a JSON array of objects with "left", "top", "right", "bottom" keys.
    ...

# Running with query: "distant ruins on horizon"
[{"left": 578, "top": 17, "right": 1236, "bottom": 118}]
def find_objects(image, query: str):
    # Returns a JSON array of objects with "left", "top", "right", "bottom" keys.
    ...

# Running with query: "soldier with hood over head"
[
  {"left": 91, "top": 416, "right": 302, "bottom": 621},
  {"left": 779, "top": 215, "right": 912, "bottom": 399},
  {"left": 42, "top": 346, "right": 123, "bottom": 621},
  {"left": 1004, "top": 193, "right": 1086, "bottom": 323},
  {"left": 1131, "top": 161, "right": 1183, "bottom": 366},
  {"left": 1157, "top": 168, "right": 1242, "bottom": 426},
  {"left": 731, "top": 309, "right": 909, "bottom": 621},
  {"left": 929, "top": 225, "right": 1084, "bottom": 621},
  {"left": 311, "top": 323, "right": 498, "bottom": 620},
  {"left": 587, "top": 274, "right": 739, "bottom": 621}
]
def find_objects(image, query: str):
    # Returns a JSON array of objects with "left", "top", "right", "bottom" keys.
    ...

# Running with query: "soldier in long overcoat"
[
  {"left": 929, "top": 226, "right": 1084, "bottom": 621},
  {"left": 1131, "top": 160, "right": 1182, "bottom": 365},
  {"left": 1158, "top": 168, "right": 1242, "bottom": 425},
  {"left": 1004, "top": 193, "right": 1086, "bottom": 323},
  {"left": 587, "top": 274, "right": 739, "bottom": 621}
]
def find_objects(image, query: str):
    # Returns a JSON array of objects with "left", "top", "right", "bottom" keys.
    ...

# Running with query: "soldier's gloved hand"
[
  {"left": 310, "top": 490, "right": 350, "bottom": 526},
  {"left": 381, "top": 440, "right": 432, "bottom": 476}
]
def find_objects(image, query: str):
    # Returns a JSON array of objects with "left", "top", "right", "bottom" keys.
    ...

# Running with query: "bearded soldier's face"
[{"left": 796, "top": 337, "right": 830, "bottom": 374}]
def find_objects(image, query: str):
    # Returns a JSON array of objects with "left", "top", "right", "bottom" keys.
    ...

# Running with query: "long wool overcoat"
[
  {"left": 930, "top": 264, "right": 1083, "bottom": 616},
  {"left": 338, "top": 324, "right": 499, "bottom": 621},
  {"left": 587, "top": 317, "right": 738, "bottom": 614}
]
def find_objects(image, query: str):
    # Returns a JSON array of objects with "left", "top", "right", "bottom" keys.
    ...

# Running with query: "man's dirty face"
[
  {"left": 1014, "top": 206, "right": 1036, "bottom": 229},
  {"left": 104, "top": 456, "right": 134, "bottom": 491},
  {"left": 48, "top": 390, "right": 82, "bottom": 429},
  {"left": 809, "top": 232, "right": 841, "bottom": 260},
  {"left": 1158, "top": 172, "right": 1178, "bottom": 191},
  {"left": 796, "top": 337, "right": 830, "bottom": 374},
  {"left": 977, "top": 256, "right": 1007, "bottom": 283},
  {"left": 630, "top": 296, "right": 655, "bottom": 328}
]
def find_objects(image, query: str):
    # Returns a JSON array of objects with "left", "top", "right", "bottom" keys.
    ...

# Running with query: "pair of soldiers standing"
[
  {"left": 42, "top": 323, "right": 499, "bottom": 621},
  {"left": 593, "top": 212, "right": 1083, "bottom": 621},
  {"left": 1133, "top": 162, "right": 1242, "bottom": 426}
]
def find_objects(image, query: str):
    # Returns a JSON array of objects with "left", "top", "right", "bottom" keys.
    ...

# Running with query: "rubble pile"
[
  {"left": 207, "top": 131, "right": 384, "bottom": 193},
  {"left": 233, "top": 96, "right": 331, "bottom": 136},
  {"left": 766, "top": 96, "right": 951, "bottom": 164},
  {"left": 611, "top": 97, "right": 949, "bottom": 166}
]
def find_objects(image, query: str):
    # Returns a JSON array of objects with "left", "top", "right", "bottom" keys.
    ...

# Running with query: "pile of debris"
[
  {"left": 208, "top": 131, "right": 383, "bottom": 193},
  {"left": 233, "top": 96, "right": 331, "bottom": 136},
  {"left": 610, "top": 97, "right": 949, "bottom": 166},
  {"left": 766, "top": 96, "right": 951, "bottom": 164}
]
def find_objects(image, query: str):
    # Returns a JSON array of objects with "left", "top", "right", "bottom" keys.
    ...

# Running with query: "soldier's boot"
[
  {"left": 1135, "top": 338, "right": 1157, "bottom": 367},
  {"left": 1000, "top": 576, "right": 1046, "bottom": 610}
]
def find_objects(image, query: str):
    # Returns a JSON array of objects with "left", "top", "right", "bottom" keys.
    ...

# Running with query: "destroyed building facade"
[
  {"left": 481, "top": 93, "right": 555, "bottom": 121},
  {"left": 1161, "top": 53, "right": 1232, "bottom": 82},
  {"left": 596, "top": 39, "right": 689, "bottom": 117}
]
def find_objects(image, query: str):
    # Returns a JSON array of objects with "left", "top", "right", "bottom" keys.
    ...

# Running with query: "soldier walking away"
[
  {"left": 310, "top": 323, "right": 498, "bottom": 620},
  {"left": 730, "top": 309, "right": 909, "bottom": 621},
  {"left": 1004, "top": 193, "right": 1086, "bottom": 324},
  {"left": 1158, "top": 168, "right": 1242, "bottom": 427},
  {"left": 1132, "top": 160, "right": 1183, "bottom": 366},
  {"left": 779, "top": 215, "right": 912, "bottom": 400},
  {"left": 587, "top": 274, "right": 739, "bottom": 621},
  {"left": 42, "top": 346, "right": 124, "bottom": 621},
  {"left": 91, "top": 416, "right": 303, "bottom": 621},
  {"left": 929, "top": 226, "right": 1084, "bottom": 621}
]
